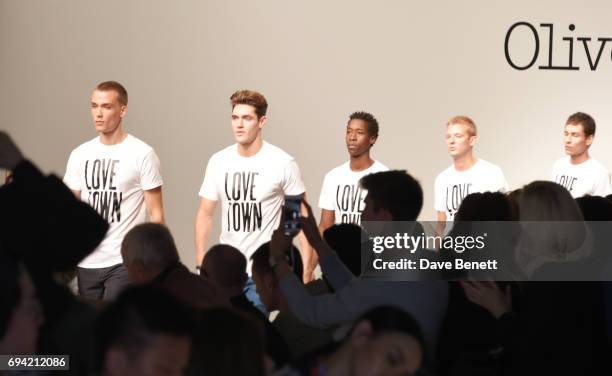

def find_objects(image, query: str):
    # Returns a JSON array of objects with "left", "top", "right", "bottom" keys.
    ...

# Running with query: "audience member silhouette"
[
  {"left": 276, "top": 305, "right": 426, "bottom": 376},
  {"left": 0, "top": 251, "right": 43, "bottom": 355},
  {"left": 268, "top": 170, "right": 448, "bottom": 354},
  {"left": 188, "top": 307, "right": 266, "bottom": 376},
  {"left": 201, "top": 243, "right": 291, "bottom": 368},
  {"left": 462, "top": 181, "right": 609, "bottom": 375},
  {"left": 121, "top": 223, "right": 224, "bottom": 309},
  {"left": 322, "top": 223, "right": 364, "bottom": 277},
  {"left": 251, "top": 242, "right": 334, "bottom": 359},
  {"left": 95, "top": 285, "right": 193, "bottom": 376}
]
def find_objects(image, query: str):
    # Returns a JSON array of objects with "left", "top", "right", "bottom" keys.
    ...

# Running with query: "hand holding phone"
[{"left": 283, "top": 195, "right": 302, "bottom": 235}]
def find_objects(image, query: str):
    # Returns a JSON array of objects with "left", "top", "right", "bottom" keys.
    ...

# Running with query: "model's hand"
[
  {"left": 0, "top": 131, "right": 24, "bottom": 170},
  {"left": 460, "top": 280, "right": 512, "bottom": 319}
]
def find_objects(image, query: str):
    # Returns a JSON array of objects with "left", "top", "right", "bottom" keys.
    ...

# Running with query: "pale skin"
[
  {"left": 71, "top": 89, "right": 164, "bottom": 223},
  {"left": 317, "top": 119, "right": 378, "bottom": 273},
  {"left": 195, "top": 104, "right": 313, "bottom": 281},
  {"left": 564, "top": 123, "right": 593, "bottom": 165},
  {"left": 436, "top": 122, "right": 477, "bottom": 237}
]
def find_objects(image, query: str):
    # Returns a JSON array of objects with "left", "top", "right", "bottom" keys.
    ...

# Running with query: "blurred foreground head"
[
  {"left": 96, "top": 285, "right": 193, "bottom": 376},
  {"left": 331, "top": 305, "right": 426, "bottom": 376},
  {"left": 0, "top": 250, "right": 43, "bottom": 355}
]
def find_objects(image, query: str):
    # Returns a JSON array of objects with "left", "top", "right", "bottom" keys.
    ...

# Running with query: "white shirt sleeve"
[
  {"left": 63, "top": 150, "right": 82, "bottom": 191},
  {"left": 593, "top": 169, "right": 612, "bottom": 197},
  {"left": 199, "top": 156, "right": 220, "bottom": 201},
  {"left": 434, "top": 175, "right": 445, "bottom": 212},
  {"left": 281, "top": 160, "right": 306, "bottom": 196},
  {"left": 139, "top": 150, "right": 163, "bottom": 190},
  {"left": 497, "top": 168, "right": 510, "bottom": 193},
  {"left": 317, "top": 172, "right": 335, "bottom": 210}
]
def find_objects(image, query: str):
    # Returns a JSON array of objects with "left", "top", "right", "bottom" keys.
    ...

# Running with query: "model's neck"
[
  {"left": 453, "top": 153, "right": 476, "bottom": 172},
  {"left": 237, "top": 137, "right": 263, "bottom": 157},
  {"left": 349, "top": 153, "right": 374, "bottom": 172},
  {"left": 99, "top": 126, "right": 127, "bottom": 145},
  {"left": 570, "top": 151, "right": 590, "bottom": 165}
]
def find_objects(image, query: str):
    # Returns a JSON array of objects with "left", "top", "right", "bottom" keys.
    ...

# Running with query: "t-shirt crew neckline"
[
  {"left": 568, "top": 156, "right": 591, "bottom": 166},
  {"left": 452, "top": 158, "right": 480, "bottom": 173},
  {"left": 95, "top": 133, "right": 132, "bottom": 148},
  {"left": 348, "top": 160, "right": 377, "bottom": 173},
  {"left": 233, "top": 141, "right": 267, "bottom": 160}
]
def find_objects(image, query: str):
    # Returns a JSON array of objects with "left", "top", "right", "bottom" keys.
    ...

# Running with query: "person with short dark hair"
[
  {"left": 323, "top": 224, "right": 364, "bottom": 277},
  {"left": 195, "top": 89, "right": 311, "bottom": 309},
  {"left": 268, "top": 171, "right": 448, "bottom": 351},
  {"left": 318, "top": 110, "right": 388, "bottom": 239},
  {"left": 201, "top": 243, "right": 291, "bottom": 367},
  {"left": 95, "top": 285, "right": 193, "bottom": 376},
  {"left": 64, "top": 81, "right": 165, "bottom": 301},
  {"left": 552, "top": 112, "right": 611, "bottom": 197}
]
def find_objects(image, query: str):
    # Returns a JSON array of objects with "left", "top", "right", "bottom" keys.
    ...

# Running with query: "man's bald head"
[{"left": 201, "top": 245, "right": 247, "bottom": 289}]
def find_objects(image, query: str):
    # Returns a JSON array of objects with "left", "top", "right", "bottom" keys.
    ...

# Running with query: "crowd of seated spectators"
[{"left": 2, "top": 130, "right": 611, "bottom": 375}]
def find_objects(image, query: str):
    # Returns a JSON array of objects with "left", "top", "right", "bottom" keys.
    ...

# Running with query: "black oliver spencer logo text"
[{"left": 505, "top": 22, "right": 612, "bottom": 71}]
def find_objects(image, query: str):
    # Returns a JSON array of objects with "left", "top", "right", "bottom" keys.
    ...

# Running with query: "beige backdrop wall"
[{"left": 2, "top": 0, "right": 611, "bottom": 269}]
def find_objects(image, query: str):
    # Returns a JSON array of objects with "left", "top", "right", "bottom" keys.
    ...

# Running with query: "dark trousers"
[{"left": 77, "top": 263, "right": 130, "bottom": 301}]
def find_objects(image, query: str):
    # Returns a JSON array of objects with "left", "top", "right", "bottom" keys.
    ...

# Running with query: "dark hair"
[
  {"left": 566, "top": 112, "right": 596, "bottom": 137},
  {"left": 189, "top": 307, "right": 265, "bottom": 376},
  {"left": 323, "top": 224, "right": 364, "bottom": 276},
  {"left": 0, "top": 250, "right": 22, "bottom": 338},
  {"left": 360, "top": 170, "right": 423, "bottom": 221},
  {"left": 95, "top": 286, "right": 194, "bottom": 372},
  {"left": 576, "top": 195, "right": 612, "bottom": 221},
  {"left": 203, "top": 244, "right": 247, "bottom": 288},
  {"left": 96, "top": 81, "right": 128, "bottom": 106},
  {"left": 349, "top": 111, "right": 379, "bottom": 139},
  {"left": 250, "top": 242, "right": 303, "bottom": 282},
  {"left": 455, "top": 192, "right": 515, "bottom": 221},
  {"left": 230, "top": 90, "right": 268, "bottom": 118},
  {"left": 351, "top": 305, "right": 426, "bottom": 358}
]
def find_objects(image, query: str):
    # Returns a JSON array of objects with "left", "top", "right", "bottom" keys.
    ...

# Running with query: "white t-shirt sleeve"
[
  {"left": 63, "top": 150, "right": 82, "bottom": 191},
  {"left": 593, "top": 169, "right": 612, "bottom": 196},
  {"left": 318, "top": 172, "right": 335, "bottom": 210},
  {"left": 434, "top": 174, "right": 445, "bottom": 212},
  {"left": 497, "top": 168, "right": 510, "bottom": 193},
  {"left": 281, "top": 160, "right": 306, "bottom": 196},
  {"left": 140, "top": 150, "right": 164, "bottom": 190},
  {"left": 198, "top": 157, "right": 220, "bottom": 201}
]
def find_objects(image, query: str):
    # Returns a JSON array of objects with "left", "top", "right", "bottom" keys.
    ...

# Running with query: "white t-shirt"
[
  {"left": 199, "top": 142, "right": 306, "bottom": 263},
  {"left": 434, "top": 159, "right": 509, "bottom": 221},
  {"left": 318, "top": 160, "right": 389, "bottom": 225},
  {"left": 551, "top": 156, "right": 612, "bottom": 198},
  {"left": 64, "top": 134, "right": 163, "bottom": 268}
]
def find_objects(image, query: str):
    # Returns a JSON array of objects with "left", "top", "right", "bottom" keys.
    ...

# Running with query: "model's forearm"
[
  {"left": 195, "top": 213, "right": 213, "bottom": 266},
  {"left": 148, "top": 207, "right": 164, "bottom": 224}
]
